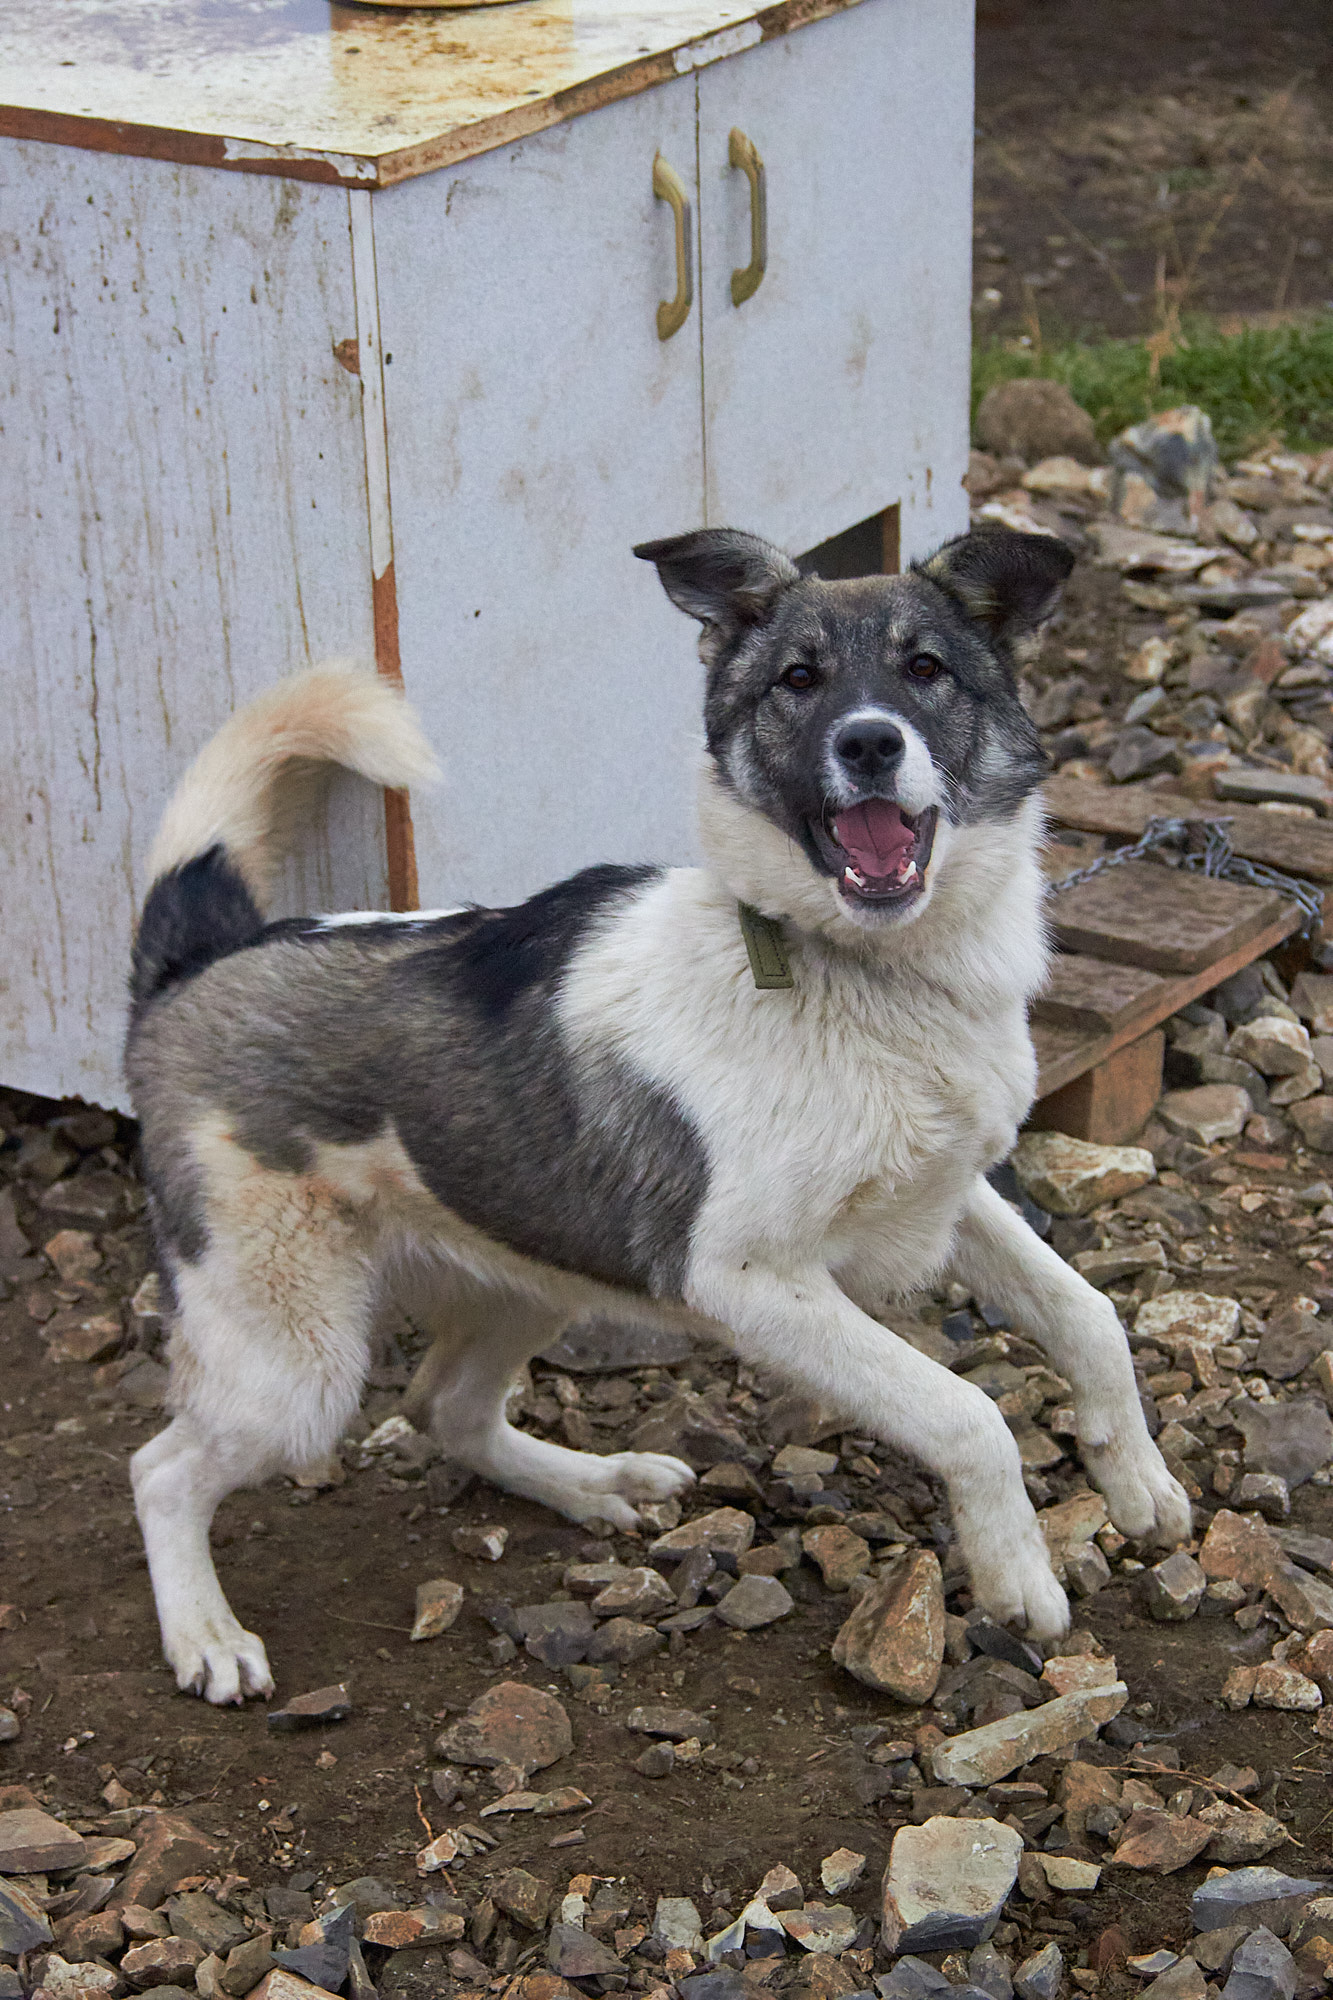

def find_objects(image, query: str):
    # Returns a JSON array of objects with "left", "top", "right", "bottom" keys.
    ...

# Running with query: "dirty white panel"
[
  {"left": 376, "top": 79, "right": 708, "bottom": 909},
  {"left": 697, "top": 0, "right": 973, "bottom": 563},
  {"left": 0, "top": 142, "right": 383, "bottom": 1110}
]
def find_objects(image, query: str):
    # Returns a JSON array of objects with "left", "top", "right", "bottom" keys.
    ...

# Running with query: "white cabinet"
[{"left": 0, "top": 0, "right": 974, "bottom": 1107}]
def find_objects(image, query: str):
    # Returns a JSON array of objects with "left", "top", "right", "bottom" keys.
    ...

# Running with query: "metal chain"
[{"left": 1051, "top": 813, "right": 1325, "bottom": 933}]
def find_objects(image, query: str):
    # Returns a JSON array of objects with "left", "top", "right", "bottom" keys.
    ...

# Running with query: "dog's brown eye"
[
  {"left": 780, "top": 661, "right": 819, "bottom": 691},
  {"left": 907, "top": 654, "right": 941, "bottom": 680}
]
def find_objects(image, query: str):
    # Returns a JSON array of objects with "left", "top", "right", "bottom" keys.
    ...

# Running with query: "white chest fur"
[{"left": 559, "top": 821, "right": 1048, "bottom": 1298}]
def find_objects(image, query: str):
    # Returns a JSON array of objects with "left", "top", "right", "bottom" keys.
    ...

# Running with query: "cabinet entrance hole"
[{"left": 798, "top": 503, "right": 899, "bottom": 581}]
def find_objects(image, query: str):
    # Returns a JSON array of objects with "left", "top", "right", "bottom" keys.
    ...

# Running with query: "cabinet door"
[
  {"left": 0, "top": 143, "right": 382, "bottom": 1109},
  {"left": 697, "top": 0, "right": 974, "bottom": 565},
  {"left": 375, "top": 79, "right": 707, "bottom": 907}
]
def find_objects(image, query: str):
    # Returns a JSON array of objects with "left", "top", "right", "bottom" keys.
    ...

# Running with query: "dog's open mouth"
[{"left": 814, "top": 800, "right": 939, "bottom": 909}]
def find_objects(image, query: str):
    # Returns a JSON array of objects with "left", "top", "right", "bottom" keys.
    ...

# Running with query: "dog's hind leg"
[
  {"left": 947, "top": 1176, "right": 1192, "bottom": 1547},
  {"left": 133, "top": 1205, "right": 375, "bottom": 1704},
  {"left": 132, "top": 1411, "right": 280, "bottom": 1706},
  {"left": 403, "top": 1286, "right": 694, "bottom": 1530}
]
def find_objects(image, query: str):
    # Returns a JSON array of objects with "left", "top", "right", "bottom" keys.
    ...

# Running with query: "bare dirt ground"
[
  {"left": 974, "top": 0, "right": 1333, "bottom": 343},
  {"left": 4, "top": 999, "right": 1333, "bottom": 1988}
]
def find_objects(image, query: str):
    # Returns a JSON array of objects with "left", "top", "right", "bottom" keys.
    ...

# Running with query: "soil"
[{"left": 974, "top": 0, "right": 1333, "bottom": 342}]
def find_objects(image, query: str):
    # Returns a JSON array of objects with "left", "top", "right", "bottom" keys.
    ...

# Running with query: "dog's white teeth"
[
  {"left": 898, "top": 860, "right": 918, "bottom": 883},
  {"left": 845, "top": 867, "right": 866, "bottom": 889}
]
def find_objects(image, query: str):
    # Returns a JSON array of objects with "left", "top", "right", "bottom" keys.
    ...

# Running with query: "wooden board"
[
  {"left": 1048, "top": 861, "right": 1291, "bottom": 974},
  {"left": 1029, "top": 1030, "right": 1166, "bottom": 1146},
  {"left": 1043, "top": 771, "right": 1333, "bottom": 885},
  {"left": 1032, "top": 900, "right": 1303, "bottom": 1101},
  {"left": 1031, "top": 1018, "right": 1099, "bottom": 1096},
  {"left": 1032, "top": 955, "right": 1171, "bottom": 1034},
  {"left": 1032, "top": 777, "right": 1316, "bottom": 1130}
]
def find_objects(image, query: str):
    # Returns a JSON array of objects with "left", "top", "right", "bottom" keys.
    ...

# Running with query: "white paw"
[
  {"left": 556, "top": 1489, "right": 643, "bottom": 1532},
  {"left": 544, "top": 1452, "right": 695, "bottom": 1530},
  {"left": 1082, "top": 1431, "right": 1192, "bottom": 1547},
  {"left": 166, "top": 1620, "right": 274, "bottom": 1705},
  {"left": 965, "top": 1516, "right": 1071, "bottom": 1644},
  {"left": 596, "top": 1451, "right": 696, "bottom": 1503}
]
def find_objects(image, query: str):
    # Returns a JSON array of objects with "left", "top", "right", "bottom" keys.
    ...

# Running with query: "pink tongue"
[{"left": 833, "top": 799, "right": 914, "bottom": 876}]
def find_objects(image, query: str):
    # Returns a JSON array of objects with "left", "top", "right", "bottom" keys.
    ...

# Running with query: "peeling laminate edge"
[
  {"left": 224, "top": 137, "right": 378, "bottom": 180},
  {"left": 348, "top": 188, "right": 420, "bottom": 913},
  {"left": 0, "top": 0, "right": 866, "bottom": 187},
  {"left": 672, "top": 20, "right": 764, "bottom": 70},
  {"left": 369, "top": 50, "right": 684, "bottom": 185},
  {"left": 0, "top": 105, "right": 356, "bottom": 184},
  {"left": 373, "top": 560, "right": 422, "bottom": 915},
  {"left": 349, "top": 191, "right": 394, "bottom": 587}
]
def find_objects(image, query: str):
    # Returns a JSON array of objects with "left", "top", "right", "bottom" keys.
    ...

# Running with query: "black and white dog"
[{"left": 126, "top": 526, "right": 1189, "bottom": 1704}]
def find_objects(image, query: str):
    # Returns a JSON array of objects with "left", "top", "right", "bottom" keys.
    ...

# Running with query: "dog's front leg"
[
  {"left": 948, "top": 1177, "right": 1191, "bottom": 1547},
  {"left": 687, "top": 1257, "right": 1069, "bottom": 1641}
]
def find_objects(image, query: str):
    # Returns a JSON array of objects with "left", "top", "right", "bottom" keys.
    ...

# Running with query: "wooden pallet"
[{"left": 1029, "top": 778, "right": 1310, "bottom": 1143}]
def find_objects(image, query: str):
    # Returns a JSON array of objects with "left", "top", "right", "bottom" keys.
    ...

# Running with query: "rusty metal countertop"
[{"left": 0, "top": 0, "right": 864, "bottom": 188}]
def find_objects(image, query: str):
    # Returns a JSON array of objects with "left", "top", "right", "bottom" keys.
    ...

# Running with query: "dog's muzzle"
[{"left": 812, "top": 799, "right": 939, "bottom": 912}]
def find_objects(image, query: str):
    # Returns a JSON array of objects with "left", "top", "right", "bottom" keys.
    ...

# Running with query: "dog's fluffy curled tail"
[{"left": 130, "top": 665, "right": 439, "bottom": 1017}]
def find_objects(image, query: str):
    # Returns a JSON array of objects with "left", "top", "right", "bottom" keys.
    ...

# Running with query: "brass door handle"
[
  {"left": 728, "top": 127, "right": 767, "bottom": 306},
  {"left": 653, "top": 152, "right": 693, "bottom": 340}
]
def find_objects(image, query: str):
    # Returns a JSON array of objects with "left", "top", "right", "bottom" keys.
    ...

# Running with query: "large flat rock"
[
  {"left": 0, "top": 1807, "right": 86, "bottom": 1875},
  {"left": 930, "top": 1683, "right": 1127, "bottom": 1787},
  {"left": 882, "top": 1817, "right": 1023, "bottom": 1952}
]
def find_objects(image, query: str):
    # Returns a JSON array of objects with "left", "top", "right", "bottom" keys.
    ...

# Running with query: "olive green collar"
[{"left": 737, "top": 901, "right": 794, "bottom": 990}]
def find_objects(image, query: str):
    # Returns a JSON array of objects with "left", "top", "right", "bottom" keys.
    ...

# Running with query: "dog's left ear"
[
  {"left": 919, "top": 528, "right": 1075, "bottom": 647},
  {"left": 634, "top": 529, "right": 799, "bottom": 639}
]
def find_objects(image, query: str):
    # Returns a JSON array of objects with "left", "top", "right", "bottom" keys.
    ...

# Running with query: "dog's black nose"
[{"left": 833, "top": 716, "right": 905, "bottom": 779}]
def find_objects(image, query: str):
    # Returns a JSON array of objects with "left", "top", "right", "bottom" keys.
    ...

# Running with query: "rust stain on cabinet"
[{"left": 372, "top": 558, "right": 421, "bottom": 913}]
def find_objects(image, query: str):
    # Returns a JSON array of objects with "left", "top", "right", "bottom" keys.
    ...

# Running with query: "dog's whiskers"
[{"left": 938, "top": 769, "right": 967, "bottom": 817}]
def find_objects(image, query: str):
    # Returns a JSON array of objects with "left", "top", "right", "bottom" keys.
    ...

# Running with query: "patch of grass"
[{"left": 973, "top": 315, "right": 1333, "bottom": 460}]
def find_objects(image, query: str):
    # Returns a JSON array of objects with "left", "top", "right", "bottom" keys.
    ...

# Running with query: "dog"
[{"left": 125, "top": 524, "right": 1190, "bottom": 1703}]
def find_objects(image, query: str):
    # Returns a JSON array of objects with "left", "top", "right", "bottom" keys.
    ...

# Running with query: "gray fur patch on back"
[{"left": 127, "top": 875, "right": 708, "bottom": 1299}]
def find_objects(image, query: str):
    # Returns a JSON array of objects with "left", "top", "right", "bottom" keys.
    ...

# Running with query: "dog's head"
[{"left": 636, "top": 525, "right": 1073, "bottom": 935}]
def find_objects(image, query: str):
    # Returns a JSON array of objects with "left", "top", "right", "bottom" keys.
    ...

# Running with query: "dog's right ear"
[
  {"left": 919, "top": 528, "right": 1075, "bottom": 649},
  {"left": 634, "top": 529, "right": 799, "bottom": 640}
]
